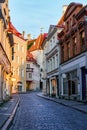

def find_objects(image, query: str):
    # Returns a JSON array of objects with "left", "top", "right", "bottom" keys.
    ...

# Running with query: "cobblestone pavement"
[
  {"left": 0, "top": 94, "right": 19, "bottom": 129},
  {"left": 9, "top": 92, "right": 87, "bottom": 130},
  {"left": 37, "top": 92, "right": 87, "bottom": 114}
]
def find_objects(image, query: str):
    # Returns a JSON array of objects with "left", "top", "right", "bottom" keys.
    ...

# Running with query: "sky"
[{"left": 9, "top": 0, "right": 87, "bottom": 38}]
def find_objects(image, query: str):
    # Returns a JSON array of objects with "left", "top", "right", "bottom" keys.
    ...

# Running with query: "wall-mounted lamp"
[
  {"left": 62, "top": 73, "right": 66, "bottom": 78},
  {"left": 11, "top": 77, "right": 16, "bottom": 82}
]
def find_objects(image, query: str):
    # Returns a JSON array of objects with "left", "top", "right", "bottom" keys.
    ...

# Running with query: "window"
[
  {"left": 16, "top": 56, "right": 18, "bottom": 63},
  {"left": 73, "top": 37, "right": 77, "bottom": 56},
  {"left": 80, "top": 31, "right": 85, "bottom": 51},
  {"left": 63, "top": 78, "right": 68, "bottom": 95},
  {"left": 53, "top": 57, "right": 55, "bottom": 69},
  {"left": 56, "top": 54, "right": 58, "bottom": 68},
  {"left": 50, "top": 40, "right": 52, "bottom": 43},
  {"left": 17, "top": 44, "right": 19, "bottom": 51},
  {"left": 12, "top": 47, "right": 14, "bottom": 60},
  {"left": 68, "top": 70, "right": 78, "bottom": 95},
  {"left": 67, "top": 42, "right": 70, "bottom": 59},
  {"left": 21, "top": 69, "right": 24, "bottom": 77},
  {"left": 47, "top": 60, "right": 49, "bottom": 72},
  {"left": 50, "top": 59, "right": 52, "bottom": 71},
  {"left": 21, "top": 46, "right": 24, "bottom": 52},
  {"left": 18, "top": 56, "right": 19, "bottom": 63},
  {"left": 72, "top": 15, "right": 75, "bottom": 25},
  {"left": 66, "top": 21, "right": 69, "bottom": 31},
  {"left": 4, "top": 8, "right": 6, "bottom": 15},
  {"left": 71, "top": 81, "right": 75, "bottom": 94},
  {"left": 18, "top": 67, "right": 20, "bottom": 76},
  {"left": 85, "top": 16, "right": 87, "bottom": 21},
  {"left": 27, "top": 64, "right": 30, "bottom": 68},
  {"left": 22, "top": 58, "right": 24, "bottom": 65},
  {"left": 62, "top": 46, "right": 64, "bottom": 62},
  {"left": 29, "top": 73, "right": 32, "bottom": 78},
  {"left": 53, "top": 36, "right": 55, "bottom": 43},
  {"left": 70, "top": 18, "right": 72, "bottom": 28}
]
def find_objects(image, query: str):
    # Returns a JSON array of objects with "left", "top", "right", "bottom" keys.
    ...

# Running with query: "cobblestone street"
[{"left": 9, "top": 92, "right": 87, "bottom": 130}]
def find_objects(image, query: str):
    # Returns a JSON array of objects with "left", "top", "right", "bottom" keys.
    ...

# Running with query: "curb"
[
  {"left": 1, "top": 99, "right": 20, "bottom": 130},
  {"left": 37, "top": 94, "right": 87, "bottom": 114}
]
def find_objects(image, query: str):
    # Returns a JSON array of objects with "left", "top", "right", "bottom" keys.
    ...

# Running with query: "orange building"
[{"left": 8, "top": 22, "right": 27, "bottom": 93}]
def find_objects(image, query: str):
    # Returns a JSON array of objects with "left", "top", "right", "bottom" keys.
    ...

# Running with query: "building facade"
[
  {"left": 8, "top": 22, "right": 27, "bottom": 93},
  {"left": 41, "top": 36, "right": 48, "bottom": 94},
  {"left": 0, "top": 0, "right": 12, "bottom": 101},
  {"left": 26, "top": 51, "right": 40, "bottom": 90},
  {"left": 29, "top": 33, "right": 47, "bottom": 90},
  {"left": 58, "top": 3, "right": 87, "bottom": 101},
  {"left": 45, "top": 25, "right": 63, "bottom": 97}
]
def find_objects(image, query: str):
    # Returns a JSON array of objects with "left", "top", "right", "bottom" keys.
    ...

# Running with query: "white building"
[
  {"left": 41, "top": 35, "right": 48, "bottom": 94},
  {"left": 26, "top": 51, "right": 40, "bottom": 90},
  {"left": 45, "top": 25, "right": 64, "bottom": 97},
  {"left": 29, "top": 33, "right": 47, "bottom": 90}
]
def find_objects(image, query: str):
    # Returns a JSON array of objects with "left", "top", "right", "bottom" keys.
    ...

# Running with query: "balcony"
[{"left": 26, "top": 68, "right": 33, "bottom": 72}]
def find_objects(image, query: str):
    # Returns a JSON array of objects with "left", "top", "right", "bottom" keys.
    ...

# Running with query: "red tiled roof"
[
  {"left": 26, "top": 51, "right": 37, "bottom": 63},
  {"left": 27, "top": 39, "right": 36, "bottom": 50},
  {"left": 29, "top": 33, "right": 47, "bottom": 51},
  {"left": 8, "top": 22, "right": 25, "bottom": 40}
]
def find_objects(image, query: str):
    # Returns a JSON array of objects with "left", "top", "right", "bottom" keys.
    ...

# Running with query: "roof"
[
  {"left": 27, "top": 39, "right": 36, "bottom": 44},
  {"left": 64, "top": 2, "right": 82, "bottom": 21},
  {"left": 8, "top": 22, "right": 25, "bottom": 40},
  {"left": 26, "top": 51, "right": 37, "bottom": 63},
  {"left": 29, "top": 33, "right": 47, "bottom": 52},
  {"left": 27, "top": 39, "right": 36, "bottom": 50},
  {"left": 57, "top": 15, "right": 64, "bottom": 26}
]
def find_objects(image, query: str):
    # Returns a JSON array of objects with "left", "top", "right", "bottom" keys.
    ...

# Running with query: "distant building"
[
  {"left": 29, "top": 33, "right": 47, "bottom": 90},
  {"left": 26, "top": 51, "right": 40, "bottom": 90},
  {"left": 41, "top": 34, "right": 48, "bottom": 94}
]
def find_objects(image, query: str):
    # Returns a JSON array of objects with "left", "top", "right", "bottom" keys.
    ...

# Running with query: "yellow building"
[
  {"left": 8, "top": 22, "right": 27, "bottom": 93},
  {"left": 0, "top": 0, "right": 12, "bottom": 101}
]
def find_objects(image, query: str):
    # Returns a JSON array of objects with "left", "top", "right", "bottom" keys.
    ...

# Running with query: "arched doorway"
[{"left": 17, "top": 81, "right": 22, "bottom": 92}]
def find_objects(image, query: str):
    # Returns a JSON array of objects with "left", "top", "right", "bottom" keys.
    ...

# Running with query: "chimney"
[
  {"left": 27, "top": 34, "right": 31, "bottom": 40},
  {"left": 62, "top": 5, "right": 67, "bottom": 14},
  {"left": 22, "top": 31, "right": 25, "bottom": 38}
]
